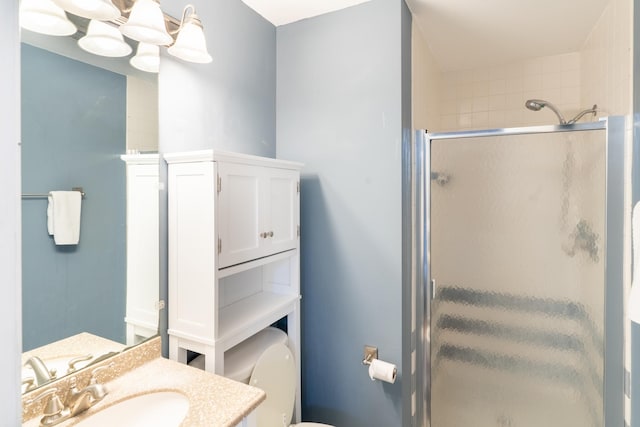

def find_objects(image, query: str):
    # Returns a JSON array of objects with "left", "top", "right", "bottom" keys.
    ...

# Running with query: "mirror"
[{"left": 20, "top": 23, "right": 159, "bottom": 393}]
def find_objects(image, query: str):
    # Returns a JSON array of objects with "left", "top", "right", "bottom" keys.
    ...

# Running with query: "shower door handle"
[{"left": 431, "top": 279, "right": 436, "bottom": 299}]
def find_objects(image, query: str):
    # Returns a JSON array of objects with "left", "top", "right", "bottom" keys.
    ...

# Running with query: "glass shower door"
[{"left": 429, "top": 129, "right": 606, "bottom": 427}]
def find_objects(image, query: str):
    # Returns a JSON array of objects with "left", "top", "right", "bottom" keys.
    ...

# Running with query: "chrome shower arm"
[{"left": 567, "top": 104, "right": 598, "bottom": 124}]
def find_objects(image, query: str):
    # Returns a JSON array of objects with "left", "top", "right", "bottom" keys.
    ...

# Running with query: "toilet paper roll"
[{"left": 368, "top": 359, "right": 397, "bottom": 384}]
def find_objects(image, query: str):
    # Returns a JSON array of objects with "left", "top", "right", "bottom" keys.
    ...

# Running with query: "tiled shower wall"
[
  {"left": 412, "top": 24, "right": 441, "bottom": 132},
  {"left": 581, "top": 0, "right": 632, "bottom": 118},
  {"left": 414, "top": 0, "right": 632, "bottom": 134},
  {"left": 438, "top": 52, "right": 582, "bottom": 131}
]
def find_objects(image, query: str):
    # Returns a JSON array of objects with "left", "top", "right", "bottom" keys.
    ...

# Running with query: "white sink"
[{"left": 74, "top": 391, "right": 190, "bottom": 427}]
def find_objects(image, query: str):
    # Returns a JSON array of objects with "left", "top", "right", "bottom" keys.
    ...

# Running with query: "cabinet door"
[
  {"left": 218, "top": 163, "right": 300, "bottom": 268},
  {"left": 264, "top": 168, "right": 299, "bottom": 255},
  {"left": 217, "top": 162, "right": 263, "bottom": 268},
  {"left": 125, "top": 163, "right": 159, "bottom": 338}
]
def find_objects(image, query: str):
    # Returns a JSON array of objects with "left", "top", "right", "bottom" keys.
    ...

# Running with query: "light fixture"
[
  {"left": 51, "top": 0, "right": 120, "bottom": 21},
  {"left": 119, "top": 0, "right": 173, "bottom": 46},
  {"left": 78, "top": 20, "right": 132, "bottom": 58},
  {"left": 130, "top": 42, "right": 160, "bottom": 73},
  {"left": 20, "top": 0, "right": 77, "bottom": 36},
  {"left": 167, "top": 5, "right": 212, "bottom": 64}
]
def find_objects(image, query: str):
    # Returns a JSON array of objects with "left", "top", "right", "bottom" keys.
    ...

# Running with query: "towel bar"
[{"left": 22, "top": 187, "right": 85, "bottom": 199}]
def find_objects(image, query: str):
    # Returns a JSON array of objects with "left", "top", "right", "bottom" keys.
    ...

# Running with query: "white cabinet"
[
  {"left": 121, "top": 154, "right": 160, "bottom": 346},
  {"left": 217, "top": 162, "right": 299, "bottom": 268},
  {"left": 165, "top": 150, "right": 302, "bottom": 422}
]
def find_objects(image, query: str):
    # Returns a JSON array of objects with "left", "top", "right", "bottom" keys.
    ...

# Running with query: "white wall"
[
  {"left": 126, "top": 76, "right": 159, "bottom": 153},
  {"left": 0, "top": 0, "right": 21, "bottom": 424}
]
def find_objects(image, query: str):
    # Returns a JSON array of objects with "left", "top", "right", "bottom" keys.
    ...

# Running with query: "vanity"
[{"left": 22, "top": 336, "right": 266, "bottom": 427}]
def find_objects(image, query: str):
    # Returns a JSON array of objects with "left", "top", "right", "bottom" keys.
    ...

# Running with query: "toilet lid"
[{"left": 249, "top": 343, "right": 296, "bottom": 427}]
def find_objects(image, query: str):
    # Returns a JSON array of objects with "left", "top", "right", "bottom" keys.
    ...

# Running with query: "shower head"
[
  {"left": 524, "top": 99, "right": 567, "bottom": 125},
  {"left": 524, "top": 99, "right": 545, "bottom": 111}
]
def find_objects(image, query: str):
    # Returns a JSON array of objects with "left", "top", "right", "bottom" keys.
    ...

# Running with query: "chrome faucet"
[
  {"left": 26, "top": 365, "right": 110, "bottom": 427},
  {"left": 65, "top": 371, "right": 108, "bottom": 416},
  {"left": 24, "top": 356, "right": 57, "bottom": 386}
]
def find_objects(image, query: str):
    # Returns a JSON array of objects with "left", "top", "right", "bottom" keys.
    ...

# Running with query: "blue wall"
[
  {"left": 159, "top": 0, "right": 276, "bottom": 156},
  {"left": 21, "top": 44, "right": 126, "bottom": 351},
  {"left": 276, "top": 0, "right": 411, "bottom": 425}
]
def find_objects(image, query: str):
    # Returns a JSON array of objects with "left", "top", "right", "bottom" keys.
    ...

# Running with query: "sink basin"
[{"left": 74, "top": 391, "right": 189, "bottom": 427}]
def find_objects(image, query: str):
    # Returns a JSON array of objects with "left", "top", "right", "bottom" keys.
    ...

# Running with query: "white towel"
[{"left": 47, "top": 191, "right": 82, "bottom": 245}]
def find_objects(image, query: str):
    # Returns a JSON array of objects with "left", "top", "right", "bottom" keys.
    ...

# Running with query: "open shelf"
[{"left": 218, "top": 292, "right": 300, "bottom": 351}]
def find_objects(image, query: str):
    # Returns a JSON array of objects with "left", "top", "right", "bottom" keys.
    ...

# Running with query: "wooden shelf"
[{"left": 218, "top": 292, "right": 300, "bottom": 351}]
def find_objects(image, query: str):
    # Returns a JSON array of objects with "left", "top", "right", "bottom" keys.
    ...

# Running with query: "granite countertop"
[
  {"left": 22, "top": 332, "right": 126, "bottom": 366},
  {"left": 23, "top": 337, "right": 266, "bottom": 427}
]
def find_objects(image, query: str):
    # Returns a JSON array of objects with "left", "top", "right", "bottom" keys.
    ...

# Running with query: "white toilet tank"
[{"left": 189, "top": 327, "right": 333, "bottom": 427}]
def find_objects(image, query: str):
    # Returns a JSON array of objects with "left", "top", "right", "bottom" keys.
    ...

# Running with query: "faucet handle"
[
  {"left": 89, "top": 363, "right": 114, "bottom": 384},
  {"left": 25, "top": 388, "right": 70, "bottom": 424},
  {"left": 22, "top": 376, "right": 36, "bottom": 392},
  {"left": 67, "top": 354, "right": 93, "bottom": 374},
  {"left": 25, "top": 387, "right": 57, "bottom": 406}
]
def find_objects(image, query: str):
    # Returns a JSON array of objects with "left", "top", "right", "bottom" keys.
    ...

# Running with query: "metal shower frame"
[{"left": 411, "top": 117, "right": 625, "bottom": 427}]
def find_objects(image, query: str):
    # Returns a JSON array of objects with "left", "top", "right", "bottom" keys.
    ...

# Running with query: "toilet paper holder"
[
  {"left": 362, "top": 345, "right": 378, "bottom": 365},
  {"left": 362, "top": 345, "right": 397, "bottom": 384}
]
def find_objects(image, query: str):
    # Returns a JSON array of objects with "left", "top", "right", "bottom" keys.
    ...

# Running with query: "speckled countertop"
[
  {"left": 22, "top": 332, "right": 125, "bottom": 369},
  {"left": 23, "top": 336, "right": 266, "bottom": 427}
]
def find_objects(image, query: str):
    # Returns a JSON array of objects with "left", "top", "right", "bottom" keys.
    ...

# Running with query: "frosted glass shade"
[
  {"left": 78, "top": 20, "right": 132, "bottom": 58},
  {"left": 167, "top": 20, "right": 212, "bottom": 64},
  {"left": 52, "top": 0, "right": 120, "bottom": 20},
  {"left": 20, "top": 0, "right": 77, "bottom": 36},
  {"left": 130, "top": 42, "right": 159, "bottom": 73},
  {"left": 119, "top": 0, "right": 172, "bottom": 46}
]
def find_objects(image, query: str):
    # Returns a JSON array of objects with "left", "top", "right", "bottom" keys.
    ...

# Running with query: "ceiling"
[
  {"left": 242, "top": 0, "right": 610, "bottom": 71},
  {"left": 240, "top": 0, "right": 372, "bottom": 26}
]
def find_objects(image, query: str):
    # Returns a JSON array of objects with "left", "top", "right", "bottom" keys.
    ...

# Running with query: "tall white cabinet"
[
  {"left": 121, "top": 154, "right": 160, "bottom": 346},
  {"left": 165, "top": 150, "right": 302, "bottom": 420}
]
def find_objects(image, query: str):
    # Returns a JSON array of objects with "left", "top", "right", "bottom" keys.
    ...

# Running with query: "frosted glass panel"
[{"left": 430, "top": 129, "right": 605, "bottom": 427}]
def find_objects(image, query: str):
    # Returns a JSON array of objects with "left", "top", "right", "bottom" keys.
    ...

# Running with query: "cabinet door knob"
[
  {"left": 260, "top": 232, "right": 267, "bottom": 239},
  {"left": 268, "top": 231, "right": 274, "bottom": 237}
]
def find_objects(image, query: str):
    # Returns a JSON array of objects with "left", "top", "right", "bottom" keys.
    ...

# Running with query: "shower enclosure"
[{"left": 414, "top": 118, "right": 624, "bottom": 427}]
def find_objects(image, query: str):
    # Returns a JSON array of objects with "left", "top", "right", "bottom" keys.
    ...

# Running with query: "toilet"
[
  {"left": 190, "top": 327, "right": 333, "bottom": 427},
  {"left": 249, "top": 342, "right": 332, "bottom": 427}
]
